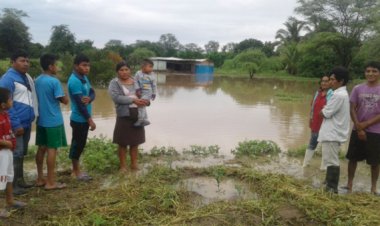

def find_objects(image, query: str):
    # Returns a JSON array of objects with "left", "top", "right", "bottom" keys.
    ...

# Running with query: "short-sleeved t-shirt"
[
  {"left": 350, "top": 83, "right": 380, "bottom": 134},
  {"left": 35, "top": 74, "right": 65, "bottom": 127},
  {"left": 0, "top": 111, "right": 16, "bottom": 150},
  {"left": 67, "top": 73, "right": 92, "bottom": 123}
]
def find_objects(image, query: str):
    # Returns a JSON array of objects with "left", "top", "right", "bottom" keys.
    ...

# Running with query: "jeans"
[
  {"left": 14, "top": 127, "right": 31, "bottom": 158},
  {"left": 307, "top": 132, "right": 319, "bottom": 150}
]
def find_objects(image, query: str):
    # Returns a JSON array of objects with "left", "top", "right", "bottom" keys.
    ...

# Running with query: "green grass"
[
  {"left": 215, "top": 68, "right": 320, "bottom": 81},
  {"left": 232, "top": 140, "right": 281, "bottom": 158},
  {"left": 4, "top": 138, "right": 380, "bottom": 225}
]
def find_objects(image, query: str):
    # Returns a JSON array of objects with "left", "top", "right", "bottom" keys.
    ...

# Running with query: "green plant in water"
[
  {"left": 150, "top": 146, "right": 179, "bottom": 157},
  {"left": 212, "top": 166, "right": 226, "bottom": 191},
  {"left": 232, "top": 140, "right": 281, "bottom": 158},
  {"left": 287, "top": 144, "right": 308, "bottom": 157},
  {"left": 235, "top": 184, "right": 244, "bottom": 198},
  {"left": 183, "top": 145, "right": 220, "bottom": 156}
]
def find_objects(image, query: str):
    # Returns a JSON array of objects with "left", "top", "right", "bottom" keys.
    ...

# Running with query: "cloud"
[{"left": 2, "top": 0, "right": 298, "bottom": 47}]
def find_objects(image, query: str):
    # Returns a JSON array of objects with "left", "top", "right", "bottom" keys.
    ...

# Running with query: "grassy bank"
[
  {"left": 1, "top": 138, "right": 380, "bottom": 225},
  {"left": 214, "top": 68, "right": 319, "bottom": 81}
]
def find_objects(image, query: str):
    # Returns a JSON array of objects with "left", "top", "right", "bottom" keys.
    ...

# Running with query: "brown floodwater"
[{"left": 31, "top": 74, "right": 321, "bottom": 155}]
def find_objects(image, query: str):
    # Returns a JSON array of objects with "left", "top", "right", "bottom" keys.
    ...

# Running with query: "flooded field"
[{"left": 32, "top": 74, "right": 321, "bottom": 155}]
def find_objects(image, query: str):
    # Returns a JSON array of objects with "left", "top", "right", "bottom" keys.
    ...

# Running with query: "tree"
[
  {"left": 127, "top": 48, "right": 155, "bottom": 69},
  {"left": 221, "top": 49, "right": 267, "bottom": 78},
  {"left": 204, "top": 40, "right": 219, "bottom": 53},
  {"left": 104, "top": 39, "right": 127, "bottom": 56},
  {"left": 159, "top": 33, "right": 180, "bottom": 57},
  {"left": 278, "top": 42, "right": 300, "bottom": 75},
  {"left": 295, "top": 0, "right": 379, "bottom": 41},
  {"left": 221, "top": 42, "right": 237, "bottom": 53},
  {"left": 244, "top": 62, "right": 258, "bottom": 79},
  {"left": 297, "top": 34, "right": 340, "bottom": 77},
  {"left": 75, "top": 39, "right": 95, "bottom": 54},
  {"left": 178, "top": 43, "right": 204, "bottom": 59},
  {"left": 134, "top": 40, "right": 163, "bottom": 56},
  {"left": 0, "top": 8, "right": 31, "bottom": 58},
  {"left": 262, "top": 41, "right": 277, "bottom": 57},
  {"left": 275, "top": 16, "right": 306, "bottom": 44},
  {"left": 48, "top": 25, "right": 76, "bottom": 55},
  {"left": 295, "top": 0, "right": 380, "bottom": 68},
  {"left": 234, "top": 38, "right": 264, "bottom": 53},
  {"left": 28, "top": 42, "right": 45, "bottom": 58}
]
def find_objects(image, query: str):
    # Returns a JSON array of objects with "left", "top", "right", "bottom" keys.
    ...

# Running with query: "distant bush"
[
  {"left": 28, "top": 59, "right": 42, "bottom": 78},
  {"left": 232, "top": 140, "right": 281, "bottom": 158}
]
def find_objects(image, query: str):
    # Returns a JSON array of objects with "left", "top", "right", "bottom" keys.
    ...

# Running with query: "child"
[
  {"left": 134, "top": 59, "right": 157, "bottom": 127},
  {"left": 35, "top": 54, "right": 68, "bottom": 190},
  {"left": 318, "top": 67, "right": 350, "bottom": 193},
  {"left": 0, "top": 87, "right": 26, "bottom": 218},
  {"left": 303, "top": 75, "right": 333, "bottom": 167},
  {"left": 68, "top": 54, "right": 96, "bottom": 181},
  {"left": 344, "top": 61, "right": 380, "bottom": 194}
]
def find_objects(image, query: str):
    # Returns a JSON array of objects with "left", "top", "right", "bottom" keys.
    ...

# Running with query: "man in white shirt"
[{"left": 318, "top": 66, "right": 350, "bottom": 193}]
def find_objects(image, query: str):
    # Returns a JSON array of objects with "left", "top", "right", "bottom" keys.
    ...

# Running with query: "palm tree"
[{"left": 275, "top": 17, "right": 306, "bottom": 44}]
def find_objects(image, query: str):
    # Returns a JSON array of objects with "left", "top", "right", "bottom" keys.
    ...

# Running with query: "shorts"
[
  {"left": 36, "top": 125, "right": 67, "bottom": 149},
  {"left": 346, "top": 131, "right": 380, "bottom": 165},
  {"left": 69, "top": 120, "right": 89, "bottom": 160},
  {"left": 0, "top": 149, "right": 14, "bottom": 190}
]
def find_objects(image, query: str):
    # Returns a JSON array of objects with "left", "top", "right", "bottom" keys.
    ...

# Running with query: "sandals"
[
  {"left": 6, "top": 200, "right": 27, "bottom": 210},
  {"left": 76, "top": 173, "right": 92, "bottom": 182},
  {"left": 0, "top": 209, "right": 10, "bottom": 218}
]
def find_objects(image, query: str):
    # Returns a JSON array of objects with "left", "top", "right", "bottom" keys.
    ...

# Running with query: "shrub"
[
  {"left": 182, "top": 145, "right": 220, "bottom": 156},
  {"left": 232, "top": 140, "right": 281, "bottom": 158},
  {"left": 82, "top": 136, "right": 119, "bottom": 173},
  {"left": 150, "top": 146, "right": 179, "bottom": 157},
  {"left": 287, "top": 145, "right": 308, "bottom": 158}
]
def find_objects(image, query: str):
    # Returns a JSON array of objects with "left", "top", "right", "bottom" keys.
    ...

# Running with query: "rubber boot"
[
  {"left": 13, "top": 157, "right": 27, "bottom": 195},
  {"left": 302, "top": 149, "right": 315, "bottom": 167},
  {"left": 325, "top": 165, "right": 340, "bottom": 193},
  {"left": 17, "top": 157, "right": 33, "bottom": 188}
]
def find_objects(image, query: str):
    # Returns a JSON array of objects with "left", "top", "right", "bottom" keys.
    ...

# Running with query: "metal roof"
[{"left": 150, "top": 57, "right": 208, "bottom": 62}]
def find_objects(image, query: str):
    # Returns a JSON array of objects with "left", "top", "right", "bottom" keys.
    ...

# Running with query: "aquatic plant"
[
  {"left": 183, "top": 145, "right": 220, "bottom": 156},
  {"left": 149, "top": 146, "right": 179, "bottom": 157},
  {"left": 212, "top": 166, "right": 226, "bottom": 191},
  {"left": 287, "top": 144, "right": 308, "bottom": 157},
  {"left": 232, "top": 140, "right": 281, "bottom": 158}
]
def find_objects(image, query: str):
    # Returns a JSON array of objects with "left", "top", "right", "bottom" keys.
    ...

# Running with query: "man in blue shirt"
[
  {"left": 35, "top": 54, "right": 68, "bottom": 190},
  {"left": 0, "top": 50, "right": 36, "bottom": 195},
  {"left": 67, "top": 54, "right": 96, "bottom": 181}
]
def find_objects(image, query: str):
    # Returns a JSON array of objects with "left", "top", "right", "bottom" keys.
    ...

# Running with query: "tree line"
[{"left": 1, "top": 0, "right": 380, "bottom": 83}]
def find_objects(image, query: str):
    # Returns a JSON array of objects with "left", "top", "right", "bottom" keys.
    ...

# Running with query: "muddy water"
[
  {"left": 178, "top": 177, "right": 256, "bottom": 205},
  {"left": 30, "top": 74, "right": 321, "bottom": 155}
]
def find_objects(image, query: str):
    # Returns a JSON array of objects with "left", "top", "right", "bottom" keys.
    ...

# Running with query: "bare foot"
[
  {"left": 35, "top": 178, "right": 46, "bottom": 187},
  {"left": 131, "top": 166, "right": 139, "bottom": 171},
  {"left": 119, "top": 168, "right": 128, "bottom": 174},
  {"left": 44, "top": 182, "right": 67, "bottom": 191}
]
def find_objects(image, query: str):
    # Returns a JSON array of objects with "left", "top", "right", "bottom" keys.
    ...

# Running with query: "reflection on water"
[{"left": 31, "top": 74, "right": 321, "bottom": 155}]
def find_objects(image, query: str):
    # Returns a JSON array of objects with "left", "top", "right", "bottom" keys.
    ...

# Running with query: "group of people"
[
  {"left": 0, "top": 50, "right": 156, "bottom": 218},
  {"left": 303, "top": 62, "right": 380, "bottom": 194},
  {"left": 1, "top": 49, "right": 380, "bottom": 218}
]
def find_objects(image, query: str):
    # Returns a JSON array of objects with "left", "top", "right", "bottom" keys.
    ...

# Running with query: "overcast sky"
[{"left": 1, "top": 0, "right": 299, "bottom": 48}]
